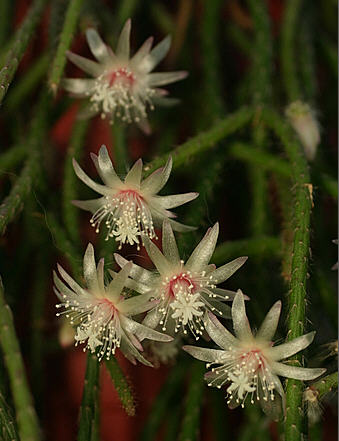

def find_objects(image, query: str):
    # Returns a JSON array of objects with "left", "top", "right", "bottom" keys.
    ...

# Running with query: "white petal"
[
  {"left": 83, "top": 243, "right": 100, "bottom": 291},
  {"left": 53, "top": 271, "right": 78, "bottom": 299},
  {"left": 162, "top": 220, "right": 180, "bottom": 264},
  {"left": 118, "top": 296, "right": 156, "bottom": 315},
  {"left": 131, "top": 36, "right": 153, "bottom": 65},
  {"left": 66, "top": 51, "right": 103, "bottom": 77},
  {"left": 186, "top": 223, "right": 219, "bottom": 271},
  {"left": 142, "top": 308, "right": 163, "bottom": 329},
  {"left": 57, "top": 264, "right": 86, "bottom": 296},
  {"left": 144, "top": 238, "right": 170, "bottom": 275},
  {"left": 96, "top": 258, "right": 105, "bottom": 292},
  {"left": 267, "top": 332, "right": 316, "bottom": 361},
  {"left": 107, "top": 262, "right": 132, "bottom": 298},
  {"left": 86, "top": 28, "right": 111, "bottom": 63},
  {"left": 71, "top": 198, "right": 104, "bottom": 213},
  {"left": 72, "top": 159, "right": 112, "bottom": 196},
  {"left": 231, "top": 291, "right": 252, "bottom": 340},
  {"left": 271, "top": 362, "right": 326, "bottom": 381},
  {"left": 204, "top": 312, "right": 237, "bottom": 350},
  {"left": 210, "top": 256, "right": 248, "bottom": 284},
  {"left": 167, "top": 219, "right": 196, "bottom": 233},
  {"left": 97, "top": 145, "right": 121, "bottom": 187},
  {"left": 140, "top": 35, "right": 171, "bottom": 72},
  {"left": 121, "top": 316, "right": 172, "bottom": 342},
  {"left": 124, "top": 158, "right": 143, "bottom": 186},
  {"left": 256, "top": 301, "right": 282, "bottom": 342},
  {"left": 147, "top": 71, "right": 188, "bottom": 87},
  {"left": 182, "top": 345, "right": 226, "bottom": 362},
  {"left": 116, "top": 19, "right": 131, "bottom": 58},
  {"left": 62, "top": 78, "right": 96, "bottom": 95},
  {"left": 141, "top": 157, "right": 172, "bottom": 194},
  {"left": 120, "top": 331, "right": 153, "bottom": 367},
  {"left": 156, "top": 192, "right": 199, "bottom": 209},
  {"left": 114, "top": 253, "right": 155, "bottom": 285}
]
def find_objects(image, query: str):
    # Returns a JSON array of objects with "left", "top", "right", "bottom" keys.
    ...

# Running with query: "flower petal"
[
  {"left": 96, "top": 258, "right": 105, "bottom": 292},
  {"left": 186, "top": 223, "right": 219, "bottom": 271},
  {"left": 147, "top": 71, "right": 188, "bottom": 87},
  {"left": 66, "top": 51, "right": 102, "bottom": 77},
  {"left": 182, "top": 345, "right": 226, "bottom": 362},
  {"left": 140, "top": 35, "right": 171, "bottom": 72},
  {"left": 57, "top": 264, "right": 86, "bottom": 296},
  {"left": 156, "top": 192, "right": 199, "bottom": 209},
  {"left": 118, "top": 296, "right": 156, "bottom": 315},
  {"left": 231, "top": 291, "right": 252, "bottom": 340},
  {"left": 116, "top": 19, "right": 131, "bottom": 58},
  {"left": 210, "top": 256, "right": 248, "bottom": 284},
  {"left": 144, "top": 238, "right": 170, "bottom": 275},
  {"left": 124, "top": 158, "right": 143, "bottom": 186},
  {"left": 62, "top": 78, "right": 96, "bottom": 95},
  {"left": 120, "top": 331, "right": 153, "bottom": 367},
  {"left": 271, "top": 362, "right": 326, "bottom": 381},
  {"left": 71, "top": 198, "right": 104, "bottom": 213},
  {"left": 121, "top": 316, "right": 172, "bottom": 342},
  {"left": 256, "top": 301, "right": 282, "bottom": 342},
  {"left": 97, "top": 145, "right": 121, "bottom": 187},
  {"left": 162, "top": 220, "right": 180, "bottom": 264},
  {"left": 204, "top": 312, "right": 237, "bottom": 350},
  {"left": 86, "top": 28, "right": 111, "bottom": 63},
  {"left": 72, "top": 159, "right": 112, "bottom": 196},
  {"left": 167, "top": 219, "right": 196, "bottom": 233},
  {"left": 114, "top": 253, "right": 155, "bottom": 285},
  {"left": 267, "top": 332, "right": 316, "bottom": 361},
  {"left": 107, "top": 262, "right": 132, "bottom": 298},
  {"left": 131, "top": 36, "right": 153, "bottom": 65},
  {"left": 141, "top": 157, "right": 172, "bottom": 194},
  {"left": 83, "top": 243, "right": 99, "bottom": 291}
]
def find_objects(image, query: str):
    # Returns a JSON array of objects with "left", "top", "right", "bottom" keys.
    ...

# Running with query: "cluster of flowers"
[{"left": 55, "top": 20, "right": 326, "bottom": 418}]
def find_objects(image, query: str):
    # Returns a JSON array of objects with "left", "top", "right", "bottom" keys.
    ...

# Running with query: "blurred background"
[{"left": 0, "top": 1, "right": 337, "bottom": 440}]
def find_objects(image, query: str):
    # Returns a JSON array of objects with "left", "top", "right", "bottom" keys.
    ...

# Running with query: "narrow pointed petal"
[
  {"left": 186, "top": 223, "right": 219, "bottom": 271},
  {"left": 162, "top": 220, "right": 180, "bottom": 264},
  {"left": 142, "top": 308, "right": 162, "bottom": 329},
  {"left": 83, "top": 244, "right": 99, "bottom": 291},
  {"left": 86, "top": 28, "right": 111, "bottom": 63},
  {"left": 256, "top": 301, "right": 282, "bottom": 341},
  {"left": 204, "top": 312, "right": 237, "bottom": 350},
  {"left": 72, "top": 159, "right": 112, "bottom": 196},
  {"left": 96, "top": 258, "right": 105, "bottom": 292},
  {"left": 267, "top": 332, "right": 316, "bottom": 361},
  {"left": 152, "top": 96, "right": 180, "bottom": 107},
  {"left": 107, "top": 262, "right": 132, "bottom": 299},
  {"left": 66, "top": 51, "right": 102, "bottom": 77},
  {"left": 97, "top": 145, "right": 121, "bottom": 187},
  {"left": 118, "top": 296, "right": 156, "bottom": 315},
  {"left": 57, "top": 264, "right": 86, "bottom": 296},
  {"left": 168, "top": 219, "right": 197, "bottom": 232},
  {"left": 147, "top": 71, "right": 188, "bottom": 87},
  {"left": 54, "top": 271, "right": 79, "bottom": 299},
  {"left": 141, "top": 157, "right": 172, "bottom": 194},
  {"left": 157, "top": 192, "right": 199, "bottom": 209},
  {"left": 141, "top": 35, "right": 171, "bottom": 72},
  {"left": 62, "top": 78, "right": 96, "bottom": 95},
  {"left": 71, "top": 198, "right": 104, "bottom": 213},
  {"left": 121, "top": 316, "right": 172, "bottom": 342},
  {"left": 182, "top": 345, "right": 226, "bottom": 363},
  {"left": 144, "top": 238, "right": 170, "bottom": 274},
  {"left": 210, "top": 256, "right": 248, "bottom": 284},
  {"left": 201, "top": 296, "right": 231, "bottom": 319},
  {"left": 120, "top": 331, "right": 153, "bottom": 367},
  {"left": 271, "top": 362, "right": 326, "bottom": 381},
  {"left": 116, "top": 19, "right": 131, "bottom": 58},
  {"left": 114, "top": 253, "right": 155, "bottom": 284},
  {"left": 232, "top": 291, "right": 252, "bottom": 340},
  {"left": 131, "top": 36, "right": 153, "bottom": 65},
  {"left": 124, "top": 159, "right": 143, "bottom": 186}
]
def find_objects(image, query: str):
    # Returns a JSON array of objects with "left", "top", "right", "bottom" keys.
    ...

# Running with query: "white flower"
[
  {"left": 54, "top": 243, "right": 172, "bottom": 365},
  {"left": 285, "top": 100, "right": 320, "bottom": 161},
  {"left": 114, "top": 220, "right": 247, "bottom": 339},
  {"left": 72, "top": 146, "right": 198, "bottom": 248},
  {"left": 62, "top": 20, "right": 187, "bottom": 130},
  {"left": 183, "top": 292, "right": 326, "bottom": 418}
]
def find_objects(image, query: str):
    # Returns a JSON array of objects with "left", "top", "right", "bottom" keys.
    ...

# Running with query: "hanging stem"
[{"left": 311, "top": 372, "right": 338, "bottom": 399}]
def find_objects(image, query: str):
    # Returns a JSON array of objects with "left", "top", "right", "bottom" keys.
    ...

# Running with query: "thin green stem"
[
  {"left": 0, "top": 144, "right": 27, "bottom": 173},
  {"left": 111, "top": 124, "right": 128, "bottom": 175},
  {"left": 0, "top": 0, "right": 11, "bottom": 47},
  {"left": 105, "top": 358, "right": 136, "bottom": 416},
  {"left": 0, "top": 92, "right": 48, "bottom": 235},
  {"left": 178, "top": 362, "right": 205, "bottom": 441},
  {"left": 48, "top": 0, "right": 84, "bottom": 94},
  {"left": 144, "top": 107, "right": 253, "bottom": 175},
  {"left": 0, "top": 278, "right": 41, "bottom": 441},
  {"left": 0, "top": 389, "right": 19, "bottom": 441},
  {"left": 299, "top": 11, "right": 317, "bottom": 103},
  {"left": 226, "top": 24, "right": 251, "bottom": 56},
  {"left": 311, "top": 372, "right": 338, "bottom": 399},
  {"left": 0, "top": 0, "right": 47, "bottom": 104}
]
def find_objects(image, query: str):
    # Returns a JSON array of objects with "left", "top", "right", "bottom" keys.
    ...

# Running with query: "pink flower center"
[
  {"left": 240, "top": 349, "right": 266, "bottom": 372},
  {"left": 117, "top": 189, "right": 143, "bottom": 203},
  {"left": 166, "top": 273, "right": 196, "bottom": 298},
  {"left": 107, "top": 67, "right": 136, "bottom": 87}
]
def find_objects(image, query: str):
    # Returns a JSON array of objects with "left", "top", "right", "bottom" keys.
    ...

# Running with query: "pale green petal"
[
  {"left": 211, "top": 288, "right": 240, "bottom": 301},
  {"left": 97, "top": 145, "right": 121, "bottom": 187},
  {"left": 72, "top": 159, "right": 112, "bottom": 196},
  {"left": 86, "top": 28, "right": 111, "bottom": 63},
  {"left": 140, "top": 35, "right": 171, "bottom": 72},
  {"left": 96, "top": 258, "right": 105, "bottom": 292},
  {"left": 124, "top": 158, "right": 143, "bottom": 186},
  {"left": 162, "top": 220, "right": 180, "bottom": 264},
  {"left": 83, "top": 243, "right": 99, "bottom": 291},
  {"left": 72, "top": 198, "right": 104, "bottom": 213},
  {"left": 57, "top": 264, "right": 86, "bottom": 297},
  {"left": 54, "top": 271, "right": 78, "bottom": 300},
  {"left": 167, "top": 219, "right": 196, "bottom": 233},
  {"left": 108, "top": 268, "right": 153, "bottom": 296},
  {"left": 156, "top": 192, "right": 199, "bottom": 209},
  {"left": 121, "top": 316, "right": 172, "bottom": 342},
  {"left": 267, "top": 332, "right": 316, "bottom": 361},
  {"left": 120, "top": 330, "right": 153, "bottom": 367},
  {"left": 114, "top": 253, "right": 156, "bottom": 285},
  {"left": 142, "top": 308, "right": 163, "bottom": 329},
  {"left": 66, "top": 51, "right": 102, "bottom": 77},
  {"left": 118, "top": 296, "right": 156, "bottom": 315},
  {"left": 182, "top": 345, "right": 226, "bottom": 362},
  {"left": 258, "top": 372, "right": 284, "bottom": 421},
  {"left": 271, "top": 362, "right": 326, "bottom": 381},
  {"left": 204, "top": 312, "right": 237, "bottom": 350},
  {"left": 210, "top": 256, "right": 248, "bottom": 284},
  {"left": 107, "top": 262, "right": 132, "bottom": 298},
  {"left": 201, "top": 296, "right": 231, "bottom": 319},
  {"left": 152, "top": 96, "right": 180, "bottom": 107},
  {"left": 116, "top": 19, "right": 131, "bottom": 58},
  {"left": 147, "top": 71, "right": 188, "bottom": 87},
  {"left": 62, "top": 78, "right": 95, "bottom": 95},
  {"left": 231, "top": 291, "right": 252, "bottom": 340},
  {"left": 144, "top": 238, "right": 170, "bottom": 274},
  {"left": 131, "top": 36, "right": 153, "bottom": 65},
  {"left": 186, "top": 223, "right": 219, "bottom": 271},
  {"left": 256, "top": 301, "right": 282, "bottom": 342},
  {"left": 141, "top": 156, "right": 172, "bottom": 194}
]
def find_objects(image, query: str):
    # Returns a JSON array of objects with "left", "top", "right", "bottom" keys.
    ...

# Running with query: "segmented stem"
[{"left": 311, "top": 373, "right": 338, "bottom": 399}]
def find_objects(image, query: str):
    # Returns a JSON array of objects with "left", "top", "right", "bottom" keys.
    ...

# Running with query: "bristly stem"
[
  {"left": 311, "top": 372, "right": 338, "bottom": 399},
  {"left": 0, "top": 389, "right": 19, "bottom": 441},
  {"left": 0, "top": 278, "right": 41, "bottom": 441},
  {"left": 77, "top": 354, "right": 100, "bottom": 441},
  {"left": 263, "top": 109, "right": 312, "bottom": 441},
  {"left": 105, "top": 358, "right": 136, "bottom": 416},
  {"left": 48, "top": 0, "right": 84, "bottom": 94},
  {"left": 0, "top": 92, "right": 49, "bottom": 235},
  {"left": 0, "top": 0, "right": 47, "bottom": 104},
  {"left": 178, "top": 361, "right": 205, "bottom": 441},
  {"left": 144, "top": 107, "right": 253, "bottom": 174}
]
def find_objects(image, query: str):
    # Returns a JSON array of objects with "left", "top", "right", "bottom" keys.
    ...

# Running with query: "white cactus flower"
[
  {"left": 183, "top": 292, "right": 326, "bottom": 418},
  {"left": 72, "top": 146, "right": 198, "bottom": 248},
  {"left": 62, "top": 20, "right": 187, "bottom": 130},
  {"left": 114, "top": 220, "right": 247, "bottom": 340},
  {"left": 54, "top": 243, "right": 172, "bottom": 365}
]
